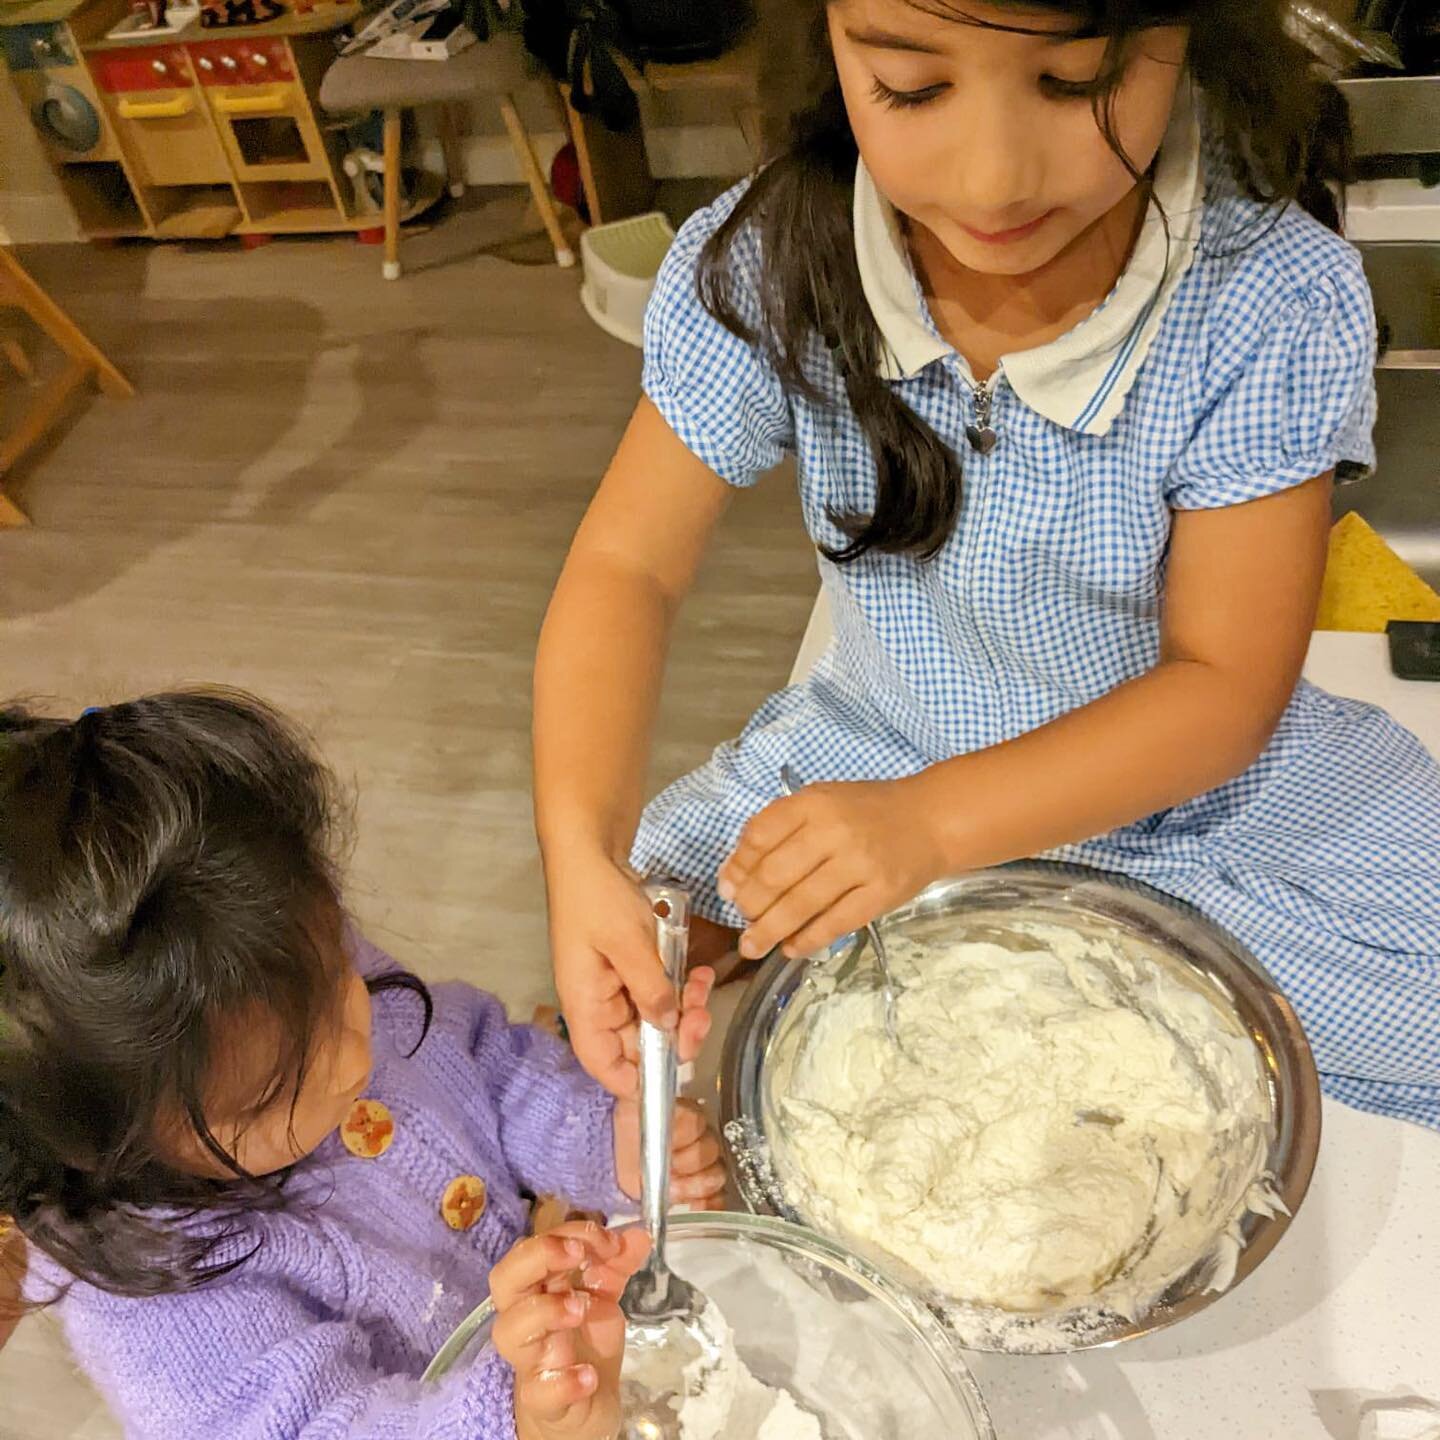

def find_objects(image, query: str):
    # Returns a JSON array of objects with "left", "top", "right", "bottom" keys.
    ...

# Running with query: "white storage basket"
[{"left": 579, "top": 210, "right": 676, "bottom": 348}]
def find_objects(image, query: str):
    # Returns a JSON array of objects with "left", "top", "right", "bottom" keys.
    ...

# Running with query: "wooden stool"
[
  {"left": 0, "top": 248, "right": 135, "bottom": 529},
  {"left": 320, "top": 34, "right": 574, "bottom": 280}
]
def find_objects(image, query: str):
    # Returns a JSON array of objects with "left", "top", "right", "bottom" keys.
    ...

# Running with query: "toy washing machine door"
[
  {"left": 1, "top": 22, "right": 108, "bottom": 158},
  {"left": 31, "top": 81, "right": 103, "bottom": 152}
]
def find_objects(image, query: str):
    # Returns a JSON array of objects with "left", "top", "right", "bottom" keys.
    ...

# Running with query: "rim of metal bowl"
[
  {"left": 719, "top": 860, "right": 1323, "bottom": 1353},
  {"left": 421, "top": 1210, "right": 996, "bottom": 1438}
]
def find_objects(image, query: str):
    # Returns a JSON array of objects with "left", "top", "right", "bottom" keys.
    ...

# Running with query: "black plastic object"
[
  {"left": 524, "top": 1, "right": 641, "bottom": 130},
  {"left": 622, "top": 0, "right": 751, "bottom": 63},
  {"left": 1387, "top": 620, "right": 1440, "bottom": 682},
  {"left": 1356, "top": 0, "right": 1440, "bottom": 73},
  {"left": 523, "top": 0, "right": 753, "bottom": 132}
]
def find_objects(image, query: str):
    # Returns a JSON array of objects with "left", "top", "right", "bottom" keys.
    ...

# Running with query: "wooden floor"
[{"left": 0, "top": 194, "right": 817, "bottom": 1437}]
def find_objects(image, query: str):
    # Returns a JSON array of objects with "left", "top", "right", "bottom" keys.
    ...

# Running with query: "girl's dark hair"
[
  {"left": 703, "top": 0, "right": 1354, "bottom": 562},
  {"left": 0, "top": 690, "right": 431, "bottom": 1299}
]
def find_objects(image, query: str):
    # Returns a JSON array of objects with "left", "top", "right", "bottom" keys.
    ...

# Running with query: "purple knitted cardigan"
[{"left": 35, "top": 935, "right": 628, "bottom": 1439}]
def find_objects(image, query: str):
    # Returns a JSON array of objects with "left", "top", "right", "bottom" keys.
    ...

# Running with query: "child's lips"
[{"left": 959, "top": 210, "right": 1055, "bottom": 245}]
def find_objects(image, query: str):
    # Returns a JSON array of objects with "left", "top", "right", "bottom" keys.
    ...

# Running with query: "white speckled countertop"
[{"left": 789, "top": 604, "right": 1440, "bottom": 1439}]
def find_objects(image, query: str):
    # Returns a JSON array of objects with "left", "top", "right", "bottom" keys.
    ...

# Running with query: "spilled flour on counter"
[
  {"left": 769, "top": 925, "right": 1277, "bottom": 1346},
  {"left": 621, "top": 1298, "right": 824, "bottom": 1440}
]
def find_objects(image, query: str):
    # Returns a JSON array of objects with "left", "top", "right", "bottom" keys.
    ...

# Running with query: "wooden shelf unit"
[{"left": 1, "top": 0, "right": 447, "bottom": 243}]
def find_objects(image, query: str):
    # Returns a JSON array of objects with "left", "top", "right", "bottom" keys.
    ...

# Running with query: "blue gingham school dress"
[{"left": 629, "top": 125, "right": 1440, "bottom": 1130}]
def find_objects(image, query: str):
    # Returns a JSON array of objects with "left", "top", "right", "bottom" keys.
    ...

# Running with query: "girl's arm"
[
  {"left": 533, "top": 398, "right": 732, "bottom": 1094},
  {"left": 722, "top": 475, "right": 1332, "bottom": 958}
]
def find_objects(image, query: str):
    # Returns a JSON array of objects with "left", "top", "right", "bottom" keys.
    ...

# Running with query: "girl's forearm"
[
  {"left": 533, "top": 552, "right": 675, "bottom": 867},
  {"left": 534, "top": 399, "right": 732, "bottom": 876},
  {"left": 916, "top": 657, "right": 1287, "bottom": 869}
]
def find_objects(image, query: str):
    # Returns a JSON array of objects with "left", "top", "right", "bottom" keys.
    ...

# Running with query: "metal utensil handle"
[{"left": 638, "top": 882, "right": 690, "bottom": 1264}]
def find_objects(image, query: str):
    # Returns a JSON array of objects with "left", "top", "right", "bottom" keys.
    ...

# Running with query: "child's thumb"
[{"left": 611, "top": 923, "right": 679, "bottom": 1031}]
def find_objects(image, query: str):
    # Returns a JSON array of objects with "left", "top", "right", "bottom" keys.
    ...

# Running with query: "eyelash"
[
  {"left": 1040, "top": 75, "right": 1103, "bottom": 100},
  {"left": 869, "top": 76, "right": 948, "bottom": 110},
  {"left": 868, "top": 74, "right": 1104, "bottom": 110}
]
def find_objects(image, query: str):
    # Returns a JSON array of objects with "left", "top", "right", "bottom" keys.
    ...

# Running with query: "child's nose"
[{"left": 949, "top": 97, "right": 1046, "bottom": 220}]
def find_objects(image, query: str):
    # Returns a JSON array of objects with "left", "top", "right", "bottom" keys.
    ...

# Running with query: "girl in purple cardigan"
[{"left": 0, "top": 691, "right": 721, "bottom": 1440}]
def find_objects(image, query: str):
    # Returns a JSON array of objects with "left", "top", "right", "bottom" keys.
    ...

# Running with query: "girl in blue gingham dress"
[{"left": 532, "top": 0, "right": 1440, "bottom": 1130}]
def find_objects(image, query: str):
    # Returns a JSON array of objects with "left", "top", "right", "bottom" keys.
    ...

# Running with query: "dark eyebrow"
[
  {"left": 843, "top": 25, "right": 946, "bottom": 55},
  {"left": 844, "top": 20, "right": 1092, "bottom": 53}
]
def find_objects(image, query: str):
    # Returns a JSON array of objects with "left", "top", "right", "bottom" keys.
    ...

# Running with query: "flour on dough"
[{"left": 770, "top": 926, "right": 1273, "bottom": 1328}]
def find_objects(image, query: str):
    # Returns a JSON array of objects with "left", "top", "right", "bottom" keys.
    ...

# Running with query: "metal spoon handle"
[{"left": 638, "top": 881, "right": 690, "bottom": 1266}]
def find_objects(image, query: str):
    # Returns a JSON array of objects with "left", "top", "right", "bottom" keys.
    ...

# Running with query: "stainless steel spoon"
[
  {"left": 619, "top": 882, "right": 720, "bottom": 1440},
  {"left": 779, "top": 764, "right": 903, "bottom": 1047}
]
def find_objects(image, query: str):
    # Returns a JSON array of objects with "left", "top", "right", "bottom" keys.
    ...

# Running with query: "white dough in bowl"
[
  {"left": 769, "top": 925, "right": 1276, "bottom": 1338},
  {"left": 621, "top": 1298, "right": 823, "bottom": 1440}
]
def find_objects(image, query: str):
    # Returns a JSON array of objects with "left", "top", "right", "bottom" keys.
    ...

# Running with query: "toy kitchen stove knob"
[
  {"left": 196, "top": 54, "right": 214, "bottom": 70},
  {"left": 150, "top": 57, "right": 169, "bottom": 75},
  {"left": 220, "top": 54, "right": 237, "bottom": 70}
]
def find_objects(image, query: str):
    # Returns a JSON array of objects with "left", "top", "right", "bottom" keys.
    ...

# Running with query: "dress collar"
[{"left": 852, "top": 84, "right": 1204, "bottom": 437}]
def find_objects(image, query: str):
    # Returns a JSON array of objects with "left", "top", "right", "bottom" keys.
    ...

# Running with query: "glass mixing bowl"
[
  {"left": 424, "top": 1210, "right": 995, "bottom": 1440},
  {"left": 721, "top": 862, "right": 1323, "bottom": 1353}
]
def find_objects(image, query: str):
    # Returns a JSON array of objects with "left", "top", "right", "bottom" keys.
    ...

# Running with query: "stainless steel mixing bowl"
[{"left": 720, "top": 862, "right": 1322, "bottom": 1353}]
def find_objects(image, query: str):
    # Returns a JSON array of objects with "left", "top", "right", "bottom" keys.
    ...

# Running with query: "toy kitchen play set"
[{"left": 0, "top": 0, "right": 440, "bottom": 240}]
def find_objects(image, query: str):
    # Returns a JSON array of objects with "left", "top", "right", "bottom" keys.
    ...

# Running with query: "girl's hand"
[
  {"left": 613, "top": 1099, "right": 727, "bottom": 1212},
  {"left": 717, "top": 777, "right": 947, "bottom": 961},
  {"left": 492, "top": 1221, "right": 650, "bottom": 1440},
  {"left": 548, "top": 852, "right": 714, "bottom": 1098}
]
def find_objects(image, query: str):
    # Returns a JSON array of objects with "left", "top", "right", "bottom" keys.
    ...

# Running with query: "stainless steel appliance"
[{"left": 1335, "top": 70, "right": 1439, "bottom": 587}]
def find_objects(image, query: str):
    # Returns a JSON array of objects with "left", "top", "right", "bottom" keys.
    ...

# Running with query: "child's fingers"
[
  {"left": 613, "top": 917, "right": 683, "bottom": 1031},
  {"left": 577, "top": 1229, "right": 651, "bottom": 1300},
  {"left": 492, "top": 1290, "right": 589, "bottom": 1367},
  {"left": 580, "top": 978, "right": 637, "bottom": 1034},
  {"left": 489, "top": 1225, "right": 621, "bottom": 1309},
  {"left": 670, "top": 1164, "right": 727, "bottom": 1205},
  {"left": 781, "top": 884, "right": 882, "bottom": 963},
  {"left": 489, "top": 1235, "right": 586, "bottom": 1310},
  {"left": 724, "top": 828, "right": 827, "bottom": 923},
  {"left": 581, "top": 1296, "right": 628, "bottom": 1362},
  {"left": 740, "top": 859, "right": 855, "bottom": 961},
  {"left": 675, "top": 968, "right": 715, "bottom": 1065},
  {"left": 721, "top": 798, "right": 807, "bottom": 893},
  {"left": 619, "top": 1022, "right": 640, "bottom": 1065},
  {"left": 682, "top": 966, "right": 716, "bottom": 1012},
  {"left": 515, "top": 1363, "right": 598, "bottom": 1423},
  {"left": 617, "top": 969, "right": 712, "bottom": 1070},
  {"left": 671, "top": 1127, "right": 723, "bottom": 1177},
  {"left": 612, "top": 1226, "right": 651, "bottom": 1276},
  {"left": 573, "top": 1025, "right": 636, "bottom": 1102},
  {"left": 669, "top": 1101, "right": 708, "bottom": 1148},
  {"left": 676, "top": 1007, "right": 713, "bottom": 1064},
  {"left": 558, "top": 967, "right": 638, "bottom": 1100}
]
